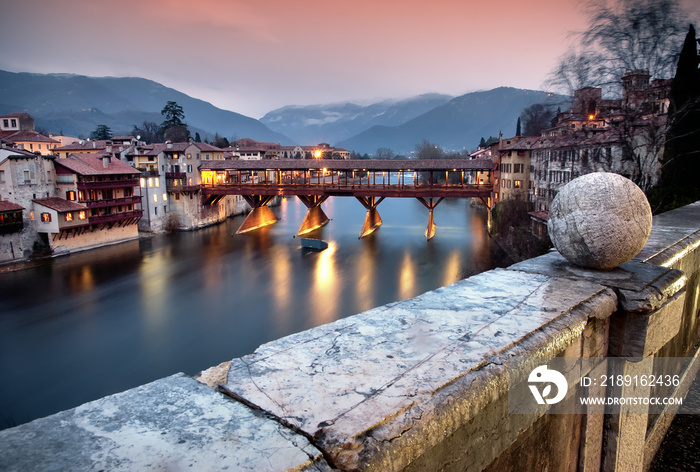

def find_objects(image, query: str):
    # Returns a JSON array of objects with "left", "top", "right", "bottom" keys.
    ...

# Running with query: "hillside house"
[
  {"left": 0, "top": 113, "right": 59, "bottom": 156},
  {"left": 489, "top": 70, "right": 671, "bottom": 231}
]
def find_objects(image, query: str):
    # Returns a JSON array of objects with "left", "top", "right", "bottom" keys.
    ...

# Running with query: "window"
[
  {"left": 140, "top": 178, "right": 146, "bottom": 188},
  {"left": 10, "top": 119, "right": 17, "bottom": 127},
  {"left": 30, "top": 211, "right": 34, "bottom": 220},
  {"left": 205, "top": 154, "right": 210, "bottom": 160},
  {"left": 155, "top": 207, "right": 158, "bottom": 216},
  {"left": 0, "top": 170, "right": 4, "bottom": 182},
  {"left": 78, "top": 211, "right": 86, "bottom": 220},
  {"left": 187, "top": 165, "right": 192, "bottom": 173},
  {"left": 153, "top": 194, "right": 158, "bottom": 203},
  {"left": 66, "top": 191, "right": 76, "bottom": 201},
  {"left": 41, "top": 213, "right": 51, "bottom": 222},
  {"left": 514, "top": 180, "right": 522, "bottom": 188},
  {"left": 162, "top": 193, "right": 167, "bottom": 201},
  {"left": 23, "top": 170, "right": 30, "bottom": 182},
  {"left": 187, "top": 153, "right": 192, "bottom": 159},
  {"left": 65, "top": 213, "right": 73, "bottom": 222},
  {"left": 2, "top": 119, "right": 8, "bottom": 127}
]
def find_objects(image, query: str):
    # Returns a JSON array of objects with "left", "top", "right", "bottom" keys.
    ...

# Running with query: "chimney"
[
  {"left": 166, "top": 141, "right": 173, "bottom": 149},
  {"left": 103, "top": 155, "right": 110, "bottom": 169},
  {"left": 105, "top": 140, "right": 113, "bottom": 154}
]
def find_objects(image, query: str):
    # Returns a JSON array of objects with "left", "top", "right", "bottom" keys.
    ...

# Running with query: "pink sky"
[{"left": 1, "top": 0, "right": 698, "bottom": 118}]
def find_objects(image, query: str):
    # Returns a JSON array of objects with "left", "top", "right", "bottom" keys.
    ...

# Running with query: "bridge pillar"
[
  {"left": 356, "top": 196, "right": 385, "bottom": 238},
  {"left": 296, "top": 195, "right": 330, "bottom": 236},
  {"left": 416, "top": 197, "right": 444, "bottom": 240},
  {"left": 235, "top": 195, "right": 279, "bottom": 234}
]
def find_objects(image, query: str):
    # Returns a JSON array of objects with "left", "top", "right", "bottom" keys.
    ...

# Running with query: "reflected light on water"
[
  {"left": 68, "top": 266, "right": 95, "bottom": 293},
  {"left": 355, "top": 242, "right": 377, "bottom": 313},
  {"left": 398, "top": 251, "right": 416, "bottom": 301},
  {"left": 311, "top": 241, "right": 339, "bottom": 325},
  {"left": 442, "top": 250, "right": 462, "bottom": 287},
  {"left": 139, "top": 250, "right": 169, "bottom": 328},
  {"left": 272, "top": 245, "right": 292, "bottom": 329}
]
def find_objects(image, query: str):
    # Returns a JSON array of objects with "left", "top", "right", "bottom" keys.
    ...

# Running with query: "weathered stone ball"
[{"left": 547, "top": 172, "right": 652, "bottom": 270}]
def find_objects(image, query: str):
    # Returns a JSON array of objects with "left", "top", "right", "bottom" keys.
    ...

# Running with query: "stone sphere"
[{"left": 547, "top": 172, "right": 652, "bottom": 270}]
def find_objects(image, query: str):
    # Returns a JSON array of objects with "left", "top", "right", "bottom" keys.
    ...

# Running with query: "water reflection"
[
  {"left": 398, "top": 251, "right": 416, "bottom": 301},
  {"left": 0, "top": 196, "right": 505, "bottom": 429}
]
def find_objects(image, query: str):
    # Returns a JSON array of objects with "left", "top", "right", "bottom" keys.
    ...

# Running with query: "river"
[{"left": 0, "top": 196, "right": 506, "bottom": 429}]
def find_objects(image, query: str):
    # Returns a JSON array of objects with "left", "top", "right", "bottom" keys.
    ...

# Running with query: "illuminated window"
[
  {"left": 162, "top": 193, "right": 167, "bottom": 201},
  {"left": 147, "top": 177, "right": 153, "bottom": 187},
  {"left": 187, "top": 153, "right": 192, "bottom": 159},
  {"left": 514, "top": 180, "right": 522, "bottom": 188},
  {"left": 65, "top": 213, "right": 73, "bottom": 222},
  {"left": 154, "top": 178, "right": 160, "bottom": 187},
  {"left": 153, "top": 194, "right": 158, "bottom": 203},
  {"left": 78, "top": 211, "right": 86, "bottom": 220},
  {"left": 30, "top": 211, "right": 34, "bottom": 220},
  {"left": 66, "top": 190, "right": 76, "bottom": 201},
  {"left": 41, "top": 212, "right": 51, "bottom": 222},
  {"left": 140, "top": 178, "right": 146, "bottom": 188}
]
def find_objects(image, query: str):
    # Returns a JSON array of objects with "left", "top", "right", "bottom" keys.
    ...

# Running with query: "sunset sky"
[{"left": 1, "top": 0, "right": 699, "bottom": 119}]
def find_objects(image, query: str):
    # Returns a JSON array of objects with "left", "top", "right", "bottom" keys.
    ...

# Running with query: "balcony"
[
  {"left": 78, "top": 178, "right": 140, "bottom": 190},
  {"left": 0, "top": 221, "right": 23, "bottom": 235},
  {"left": 166, "top": 172, "right": 187, "bottom": 180},
  {"left": 81, "top": 196, "right": 142, "bottom": 209},
  {"left": 89, "top": 210, "right": 143, "bottom": 225},
  {"left": 139, "top": 169, "right": 160, "bottom": 177}
]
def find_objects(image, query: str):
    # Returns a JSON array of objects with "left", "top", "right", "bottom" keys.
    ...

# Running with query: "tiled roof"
[
  {"left": 192, "top": 142, "right": 223, "bottom": 152},
  {"left": 33, "top": 198, "right": 86, "bottom": 212},
  {"left": 54, "top": 140, "right": 108, "bottom": 151},
  {"left": 2, "top": 148, "right": 39, "bottom": 159},
  {"left": 54, "top": 153, "right": 141, "bottom": 176},
  {"left": 0, "top": 201, "right": 24, "bottom": 211},
  {"left": 0, "top": 131, "right": 59, "bottom": 143},
  {"left": 201, "top": 158, "right": 494, "bottom": 171},
  {"left": 161, "top": 143, "right": 190, "bottom": 153}
]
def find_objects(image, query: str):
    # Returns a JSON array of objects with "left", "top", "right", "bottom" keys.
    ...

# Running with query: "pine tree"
[
  {"left": 516, "top": 117, "right": 522, "bottom": 137},
  {"left": 653, "top": 24, "right": 700, "bottom": 211},
  {"left": 90, "top": 124, "right": 112, "bottom": 140}
]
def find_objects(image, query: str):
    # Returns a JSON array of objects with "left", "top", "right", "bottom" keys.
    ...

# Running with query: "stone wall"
[
  {"left": 0, "top": 202, "right": 698, "bottom": 472},
  {"left": 48, "top": 224, "right": 140, "bottom": 254}
]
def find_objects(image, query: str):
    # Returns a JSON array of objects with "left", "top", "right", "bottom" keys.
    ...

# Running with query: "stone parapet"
[{"left": 0, "top": 201, "right": 698, "bottom": 471}]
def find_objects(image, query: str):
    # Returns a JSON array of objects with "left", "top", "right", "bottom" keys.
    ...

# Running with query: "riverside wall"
[{"left": 0, "top": 201, "right": 698, "bottom": 472}]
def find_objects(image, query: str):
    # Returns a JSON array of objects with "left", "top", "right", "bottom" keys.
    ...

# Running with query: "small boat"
[{"left": 300, "top": 238, "right": 328, "bottom": 251}]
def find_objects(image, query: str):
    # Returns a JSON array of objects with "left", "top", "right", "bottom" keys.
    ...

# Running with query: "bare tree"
[
  {"left": 415, "top": 139, "right": 444, "bottom": 159},
  {"left": 375, "top": 147, "right": 395, "bottom": 159},
  {"left": 547, "top": 49, "right": 605, "bottom": 95},
  {"left": 520, "top": 104, "right": 555, "bottom": 136},
  {"left": 548, "top": 0, "right": 689, "bottom": 94}
]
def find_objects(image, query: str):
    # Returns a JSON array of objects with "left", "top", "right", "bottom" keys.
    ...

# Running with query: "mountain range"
[
  {"left": 260, "top": 94, "right": 454, "bottom": 147},
  {"left": 0, "top": 70, "right": 290, "bottom": 144},
  {"left": 0, "top": 70, "right": 569, "bottom": 154}
]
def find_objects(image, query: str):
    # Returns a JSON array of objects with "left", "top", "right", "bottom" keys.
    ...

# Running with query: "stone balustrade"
[{"left": 1, "top": 201, "right": 698, "bottom": 472}]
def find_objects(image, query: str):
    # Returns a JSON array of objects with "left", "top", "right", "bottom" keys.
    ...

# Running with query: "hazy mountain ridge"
[
  {"left": 0, "top": 71, "right": 569, "bottom": 154},
  {"left": 0, "top": 70, "right": 291, "bottom": 143},
  {"left": 260, "top": 94, "right": 454, "bottom": 145},
  {"left": 336, "top": 88, "right": 571, "bottom": 154}
]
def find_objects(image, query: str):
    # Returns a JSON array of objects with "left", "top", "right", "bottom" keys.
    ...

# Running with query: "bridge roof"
[{"left": 200, "top": 158, "right": 494, "bottom": 171}]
